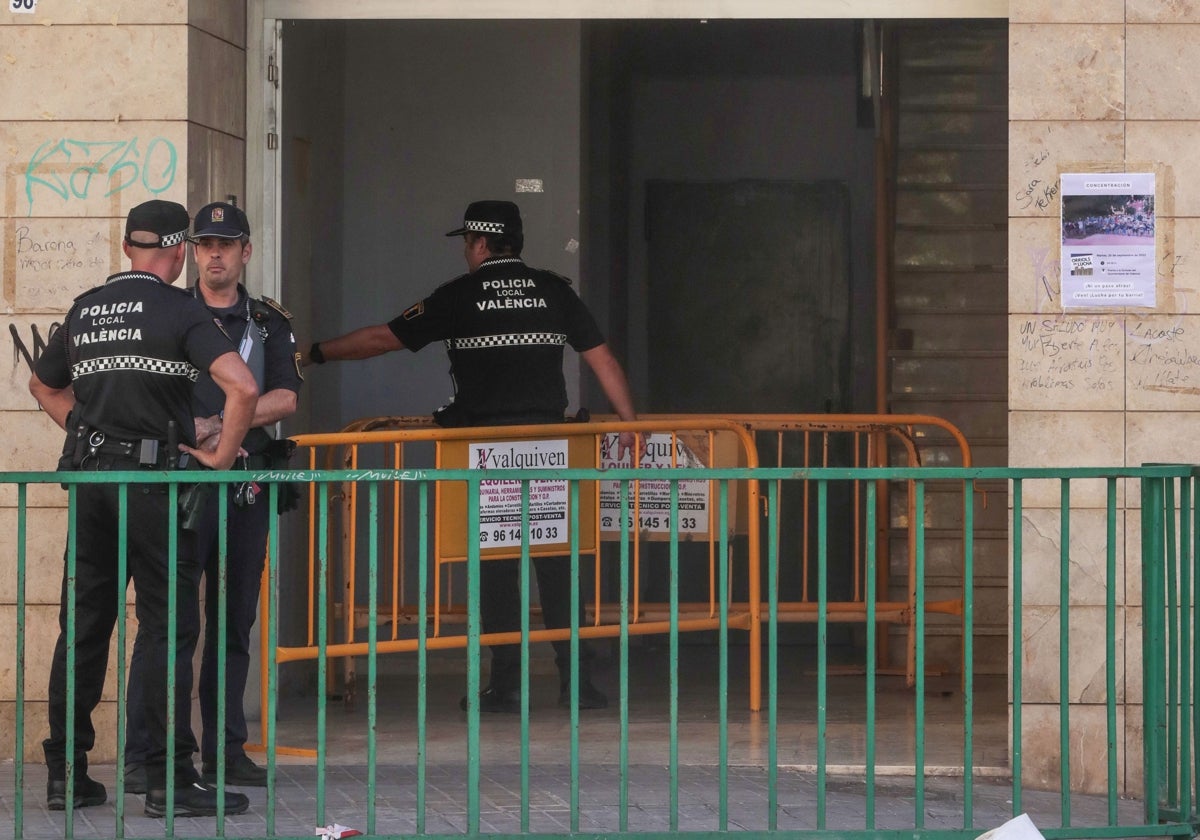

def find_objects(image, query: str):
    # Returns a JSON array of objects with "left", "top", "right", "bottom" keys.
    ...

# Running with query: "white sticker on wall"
[
  {"left": 10, "top": 0, "right": 37, "bottom": 13},
  {"left": 515, "top": 179, "right": 543, "bottom": 193}
]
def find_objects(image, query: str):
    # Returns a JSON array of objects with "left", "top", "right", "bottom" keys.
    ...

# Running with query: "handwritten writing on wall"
[
  {"left": 1013, "top": 316, "right": 1123, "bottom": 410},
  {"left": 23, "top": 137, "right": 177, "bottom": 215},
  {"left": 3, "top": 219, "right": 118, "bottom": 311},
  {"left": 1127, "top": 317, "right": 1200, "bottom": 409}
]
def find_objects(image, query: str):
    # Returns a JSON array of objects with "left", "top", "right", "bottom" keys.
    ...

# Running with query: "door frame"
[{"left": 244, "top": 0, "right": 1005, "bottom": 301}]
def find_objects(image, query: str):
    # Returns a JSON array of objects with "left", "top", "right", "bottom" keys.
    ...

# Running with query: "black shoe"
[
  {"left": 201, "top": 753, "right": 268, "bottom": 787},
  {"left": 558, "top": 681, "right": 608, "bottom": 710},
  {"left": 47, "top": 774, "right": 107, "bottom": 810},
  {"left": 123, "top": 762, "right": 148, "bottom": 795},
  {"left": 459, "top": 685, "right": 520, "bottom": 713},
  {"left": 145, "top": 781, "right": 249, "bottom": 818}
]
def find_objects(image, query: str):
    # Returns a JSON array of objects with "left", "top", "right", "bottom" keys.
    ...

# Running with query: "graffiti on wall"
[{"left": 23, "top": 137, "right": 178, "bottom": 214}]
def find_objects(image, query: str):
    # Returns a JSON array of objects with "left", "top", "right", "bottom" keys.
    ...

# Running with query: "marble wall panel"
[
  {"left": 1009, "top": 123, "right": 1125, "bottom": 218},
  {"left": 1009, "top": 314, "right": 1125, "bottom": 410},
  {"left": 1009, "top": 0, "right": 1125, "bottom": 23},
  {"left": 1009, "top": 411, "right": 1125, "bottom": 508},
  {"left": 188, "top": 28, "right": 246, "bottom": 137},
  {"left": 189, "top": 0, "right": 246, "bottom": 47},
  {"left": 1019, "top": 605, "right": 1124, "bottom": 704},
  {"left": 1126, "top": 410, "right": 1200, "bottom": 466},
  {"left": 0, "top": 411, "right": 70, "bottom": 509},
  {"left": 1125, "top": 314, "right": 1200, "bottom": 410},
  {"left": 1128, "top": 0, "right": 1200, "bottom": 23},
  {"left": 1127, "top": 25, "right": 1200, "bottom": 120},
  {"left": 1020, "top": 703, "right": 1125, "bottom": 794},
  {"left": 0, "top": 26, "right": 187, "bottom": 122},
  {"left": 1009, "top": 216, "right": 1061, "bottom": 314},
  {"left": 0, "top": 507, "right": 66, "bottom": 606},
  {"left": 1017, "top": 508, "right": 1124, "bottom": 609},
  {"left": 1125, "top": 606, "right": 1142, "bottom": 706},
  {"left": 0, "top": 1, "right": 185, "bottom": 25},
  {"left": 1010, "top": 25, "right": 1124, "bottom": 121},
  {"left": 0, "top": 605, "right": 136, "bottom": 703},
  {"left": 1128, "top": 123, "right": 1200, "bottom": 217},
  {"left": 0, "top": 121, "right": 188, "bottom": 219}
]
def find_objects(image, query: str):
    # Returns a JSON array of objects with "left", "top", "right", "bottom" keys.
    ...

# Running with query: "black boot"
[
  {"left": 46, "top": 774, "right": 107, "bottom": 810},
  {"left": 459, "top": 685, "right": 521, "bottom": 713},
  {"left": 145, "top": 781, "right": 249, "bottom": 817}
]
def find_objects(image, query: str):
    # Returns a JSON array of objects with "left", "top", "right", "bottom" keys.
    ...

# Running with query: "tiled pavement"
[{"left": 0, "top": 655, "right": 1161, "bottom": 839}]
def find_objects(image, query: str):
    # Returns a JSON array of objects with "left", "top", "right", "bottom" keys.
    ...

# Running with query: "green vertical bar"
[
  {"left": 216, "top": 483, "right": 229, "bottom": 829},
  {"left": 1012, "top": 479, "right": 1024, "bottom": 817},
  {"left": 865, "top": 480, "right": 877, "bottom": 829},
  {"left": 1142, "top": 476, "right": 1164, "bottom": 826},
  {"left": 1059, "top": 479, "right": 1071, "bottom": 827},
  {"left": 520, "top": 480, "right": 531, "bottom": 833},
  {"left": 962, "top": 477, "right": 975, "bottom": 829},
  {"left": 316, "top": 481, "right": 328, "bottom": 826},
  {"left": 1192, "top": 475, "right": 1200, "bottom": 821},
  {"left": 767, "top": 479, "right": 778, "bottom": 831},
  {"left": 669, "top": 478, "right": 680, "bottom": 832},
  {"left": 1166, "top": 478, "right": 1180, "bottom": 812},
  {"left": 1106, "top": 478, "right": 1118, "bottom": 825},
  {"left": 466, "top": 476, "right": 481, "bottom": 834},
  {"left": 914, "top": 479, "right": 926, "bottom": 829},
  {"left": 817, "top": 480, "right": 828, "bottom": 830},
  {"left": 619, "top": 479, "right": 631, "bottom": 832},
  {"left": 14, "top": 485, "right": 26, "bottom": 840},
  {"left": 64, "top": 484, "right": 76, "bottom": 839},
  {"left": 570, "top": 479, "right": 582, "bottom": 832},
  {"left": 367, "top": 482, "right": 379, "bottom": 836},
  {"left": 416, "top": 483, "right": 429, "bottom": 834},
  {"left": 266, "top": 476, "right": 281, "bottom": 835},
  {"left": 718, "top": 480, "right": 730, "bottom": 831},
  {"left": 115, "top": 483, "right": 128, "bottom": 838},
  {"left": 1176, "top": 476, "right": 1191, "bottom": 824},
  {"left": 166, "top": 480, "right": 179, "bottom": 832}
]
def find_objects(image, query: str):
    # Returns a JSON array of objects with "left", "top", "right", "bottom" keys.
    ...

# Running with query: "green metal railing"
[{"left": 3, "top": 464, "right": 1199, "bottom": 840}]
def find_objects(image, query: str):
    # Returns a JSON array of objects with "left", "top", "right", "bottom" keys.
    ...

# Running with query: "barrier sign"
[
  {"left": 470, "top": 439, "right": 568, "bottom": 549},
  {"left": 599, "top": 433, "right": 710, "bottom": 535},
  {"left": 436, "top": 434, "right": 597, "bottom": 560}
]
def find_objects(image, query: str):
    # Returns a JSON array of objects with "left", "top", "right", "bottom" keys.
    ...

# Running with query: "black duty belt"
[{"left": 80, "top": 430, "right": 173, "bottom": 468}]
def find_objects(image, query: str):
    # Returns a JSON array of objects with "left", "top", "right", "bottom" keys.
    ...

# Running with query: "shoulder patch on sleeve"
[
  {"left": 260, "top": 295, "right": 293, "bottom": 320},
  {"left": 402, "top": 302, "right": 425, "bottom": 320}
]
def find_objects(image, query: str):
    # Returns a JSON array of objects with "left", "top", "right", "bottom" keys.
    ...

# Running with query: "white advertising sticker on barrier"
[
  {"left": 469, "top": 439, "right": 569, "bottom": 549},
  {"left": 599, "top": 433, "right": 709, "bottom": 534}
]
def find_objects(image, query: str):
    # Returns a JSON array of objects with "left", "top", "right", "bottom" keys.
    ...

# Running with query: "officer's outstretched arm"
[
  {"left": 581, "top": 343, "right": 638, "bottom": 459},
  {"left": 183, "top": 351, "right": 259, "bottom": 471},
  {"left": 29, "top": 373, "right": 76, "bottom": 431},
  {"left": 304, "top": 324, "right": 404, "bottom": 366}
]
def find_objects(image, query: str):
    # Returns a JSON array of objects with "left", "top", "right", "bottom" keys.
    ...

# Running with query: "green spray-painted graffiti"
[{"left": 23, "top": 137, "right": 178, "bottom": 215}]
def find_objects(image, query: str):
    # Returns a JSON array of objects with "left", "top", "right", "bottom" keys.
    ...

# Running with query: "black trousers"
[
  {"left": 480, "top": 554, "right": 594, "bottom": 691},
  {"left": 43, "top": 456, "right": 203, "bottom": 788},
  {"left": 127, "top": 487, "right": 269, "bottom": 763}
]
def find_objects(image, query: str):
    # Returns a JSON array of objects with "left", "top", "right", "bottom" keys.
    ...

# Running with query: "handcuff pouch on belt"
[{"left": 233, "top": 438, "right": 301, "bottom": 514}]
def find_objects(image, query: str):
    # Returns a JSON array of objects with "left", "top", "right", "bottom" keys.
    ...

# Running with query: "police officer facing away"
[
  {"left": 305, "top": 200, "right": 637, "bottom": 712},
  {"left": 123, "top": 202, "right": 302, "bottom": 792},
  {"left": 29, "top": 200, "right": 259, "bottom": 817}
]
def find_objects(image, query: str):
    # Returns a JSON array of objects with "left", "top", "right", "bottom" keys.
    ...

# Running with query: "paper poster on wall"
[
  {"left": 599, "top": 433, "right": 709, "bottom": 535},
  {"left": 469, "top": 439, "right": 568, "bottom": 549},
  {"left": 1060, "top": 172, "right": 1156, "bottom": 308}
]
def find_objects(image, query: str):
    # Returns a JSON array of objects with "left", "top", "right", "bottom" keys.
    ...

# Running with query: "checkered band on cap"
[
  {"left": 465, "top": 221, "right": 506, "bottom": 234},
  {"left": 452, "top": 332, "right": 567, "bottom": 350},
  {"left": 159, "top": 230, "right": 189, "bottom": 247},
  {"left": 71, "top": 355, "right": 199, "bottom": 381}
]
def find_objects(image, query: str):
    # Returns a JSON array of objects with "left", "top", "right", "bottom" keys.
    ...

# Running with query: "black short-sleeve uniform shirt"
[
  {"left": 35, "top": 270, "right": 236, "bottom": 445},
  {"left": 386, "top": 257, "right": 605, "bottom": 422},
  {"left": 190, "top": 283, "right": 303, "bottom": 453}
]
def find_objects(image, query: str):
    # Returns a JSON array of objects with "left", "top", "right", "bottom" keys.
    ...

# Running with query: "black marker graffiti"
[{"left": 10, "top": 322, "right": 60, "bottom": 373}]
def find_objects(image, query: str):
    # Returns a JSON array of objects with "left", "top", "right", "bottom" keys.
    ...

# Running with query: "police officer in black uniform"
[
  {"left": 304, "top": 200, "right": 637, "bottom": 712},
  {"left": 124, "top": 202, "right": 302, "bottom": 791},
  {"left": 29, "top": 199, "right": 259, "bottom": 817}
]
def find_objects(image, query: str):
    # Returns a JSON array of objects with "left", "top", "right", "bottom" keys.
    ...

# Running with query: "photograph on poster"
[{"left": 1059, "top": 172, "right": 1156, "bottom": 309}]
